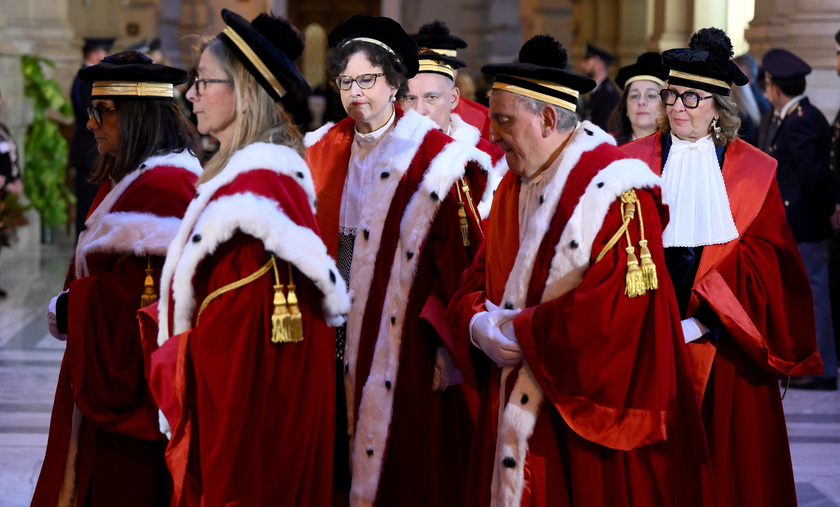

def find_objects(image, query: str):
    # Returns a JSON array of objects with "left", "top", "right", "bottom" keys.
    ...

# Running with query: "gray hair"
[{"left": 512, "top": 93, "right": 578, "bottom": 132}]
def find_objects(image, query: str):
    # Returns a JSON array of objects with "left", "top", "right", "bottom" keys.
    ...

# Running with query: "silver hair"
[{"left": 505, "top": 91, "right": 578, "bottom": 132}]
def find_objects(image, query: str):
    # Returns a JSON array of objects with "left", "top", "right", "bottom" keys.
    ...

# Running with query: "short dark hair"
[
  {"left": 90, "top": 100, "right": 202, "bottom": 183},
  {"left": 770, "top": 76, "right": 806, "bottom": 97},
  {"left": 326, "top": 40, "right": 409, "bottom": 99}
]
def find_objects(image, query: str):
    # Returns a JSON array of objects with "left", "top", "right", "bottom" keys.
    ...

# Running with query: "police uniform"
[{"left": 582, "top": 43, "right": 620, "bottom": 131}]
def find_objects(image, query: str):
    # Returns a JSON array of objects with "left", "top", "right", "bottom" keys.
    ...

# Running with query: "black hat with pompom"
[
  {"left": 615, "top": 52, "right": 669, "bottom": 90},
  {"left": 661, "top": 27, "right": 748, "bottom": 96},
  {"left": 481, "top": 35, "right": 595, "bottom": 112},
  {"left": 80, "top": 51, "right": 187, "bottom": 100},
  {"left": 412, "top": 21, "right": 467, "bottom": 58},
  {"left": 416, "top": 48, "right": 465, "bottom": 80},
  {"left": 328, "top": 15, "right": 419, "bottom": 78},
  {"left": 218, "top": 8, "right": 311, "bottom": 102}
]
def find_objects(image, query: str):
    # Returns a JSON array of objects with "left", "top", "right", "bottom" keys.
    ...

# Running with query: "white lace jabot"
[{"left": 660, "top": 133, "right": 738, "bottom": 248}]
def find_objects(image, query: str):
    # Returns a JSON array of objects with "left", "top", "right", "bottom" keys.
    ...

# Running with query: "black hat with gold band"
[
  {"left": 661, "top": 27, "right": 748, "bottom": 96},
  {"left": 481, "top": 35, "right": 595, "bottom": 113},
  {"left": 615, "top": 52, "right": 669, "bottom": 91},
  {"left": 416, "top": 48, "right": 466, "bottom": 81},
  {"left": 328, "top": 15, "right": 420, "bottom": 78},
  {"left": 218, "top": 8, "right": 311, "bottom": 102},
  {"left": 411, "top": 20, "right": 467, "bottom": 59},
  {"left": 79, "top": 51, "right": 187, "bottom": 101}
]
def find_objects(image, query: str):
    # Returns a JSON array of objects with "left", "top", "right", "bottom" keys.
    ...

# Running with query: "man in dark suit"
[
  {"left": 69, "top": 37, "right": 113, "bottom": 240},
  {"left": 760, "top": 48, "right": 837, "bottom": 390},
  {"left": 580, "top": 42, "right": 619, "bottom": 131},
  {"left": 828, "top": 30, "right": 840, "bottom": 388}
]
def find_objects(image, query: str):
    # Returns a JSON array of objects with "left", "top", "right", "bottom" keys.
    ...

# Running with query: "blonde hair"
[
  {"left": 199, "top": 39, "right": 303, "bottom": 183},
  {"left": 655, "top": 88, "right": 741, "bottom": 147}
]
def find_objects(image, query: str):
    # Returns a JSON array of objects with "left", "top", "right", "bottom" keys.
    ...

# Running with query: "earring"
[
  {"left": 390, "top": 95, "right": 396, "bottom": 103},
  {"left": 711, "top": 117, "right": 722, "bottom": 140}
]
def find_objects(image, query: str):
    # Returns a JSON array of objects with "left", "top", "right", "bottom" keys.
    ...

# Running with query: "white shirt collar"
[{"left": 777, "top": 93, "right": 806, "bottom": 120}]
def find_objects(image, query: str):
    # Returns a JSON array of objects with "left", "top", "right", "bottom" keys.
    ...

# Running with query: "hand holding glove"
[{"left": 469, "top": 300, "right": 523, "bottom": 367}]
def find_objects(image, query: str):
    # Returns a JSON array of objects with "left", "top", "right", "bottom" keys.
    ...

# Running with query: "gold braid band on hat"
[
  {"left": 92, "top": 81, "right": 174, "bottom": 98},
  {"left": 492, "top": 75, "right": 579, "bottom": 112},
  {"left": 418, "top": 59, "right": 455, "bottom": 79},
  {"left": 624, "top": 74, "right": 665, "bottom": 88},
  {"left": 668, "top": 70, "right": 730, "bottom": 90},
  {"left": 222, "top": 27, "right": 287, "bottom": 98},
  {"left": 429, "top": 48, "right": 457, "bottom": 58},
  {"left": 343, "top": 37, "right": 399, "bottom": 60},
  {"left": 594, "top": 189, "right": 658, "bottom": 297}
]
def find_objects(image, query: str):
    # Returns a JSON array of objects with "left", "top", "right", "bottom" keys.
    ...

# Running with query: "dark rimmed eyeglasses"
[
  {"left": 335, "top": 73, "right": 385, "bottom": 91},
  {"left": 191, "top": 77, "right": 232, "bottom": 97},
  {"left": 659, "top": 88, "right": 715, "bottom": 109},
  {"left": 86, "top": 106, "right": 117, "bottom": 125}
]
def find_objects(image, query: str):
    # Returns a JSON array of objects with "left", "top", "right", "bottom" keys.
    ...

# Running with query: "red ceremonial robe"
[
  {"left": 449, "top": 113, "right": 508, "bottom": 218},
  {"left": 305, "top": 107, "right": 490, "bottom": 506},
  {"left": 622, "top": 133, "right": 824, "bottom": 507},
  {"left": 145, "top": 143, "right": 351, "bottom": 507},
  {"left": 31, "top": 151, "right": 202, "bottom": 507},
  {"left": 447, "top": 122, "right": 718, "bottom": 507},
  {"left": 454, "top": 97, "right": 492, "bottom": 141}
]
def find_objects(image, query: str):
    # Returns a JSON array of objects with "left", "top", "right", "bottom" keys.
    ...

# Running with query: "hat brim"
[{"left": 328, "top": 15, "right": 420, "bottom": 78}]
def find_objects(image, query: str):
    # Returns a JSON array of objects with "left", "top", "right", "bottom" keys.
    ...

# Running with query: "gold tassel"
[
  {"left": 624, "top": 246, "right": 646, "bottom": 297},
  {"left": 285, "top": 263, "right": 304, "bottom": 343},
  {"left": 458, "top": 202, "right": 470, "bottom": 247},
  {"left": 270, "top": 257, "right": 290, "bottom": 343},
  {"left": 140, "top": 256, "right": 158, "bottom": 307},
  {"left": 638, "top": 240, "right": 658, "bottom": 291}
]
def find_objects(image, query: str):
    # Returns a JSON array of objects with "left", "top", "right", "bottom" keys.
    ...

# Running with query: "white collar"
[
  {"left": 777, "top": 93, "right": 806, "bottom": 120},
  {"left": 354, "top": 107, "right": 396, "bottom": 146}
]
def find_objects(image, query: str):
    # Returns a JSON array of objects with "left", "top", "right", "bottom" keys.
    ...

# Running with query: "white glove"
[
  {"left": 469, "top": 300, "right": 523, "bottom": 367},
  {"left": 681, "top": 317, "right": 710, "bottom": 344},
  {"left": 159, "top": 409, "right": 171, "bottom": 440},
  {"left": 46, "top": 290, "right": 68, "bottom": 341},
  {"left": 432, "top": 347, "right": 464, "bottom": 392}
]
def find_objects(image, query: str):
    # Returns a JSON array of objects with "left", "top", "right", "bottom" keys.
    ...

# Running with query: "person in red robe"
[
  {"left": 622, "top": 28, "right": 824, "bottom": 507},
  {"left": 446, "top": 35, "right": 719, "bottom": 506},
  {"left": 304, "top": 15, "right": 490, "bottom": 506},
  {"left": 33, "top": 51, "right": 203, "bottom": 507},
  {"left": 141, "top": 10, "right": 350, "bottom": 507}
]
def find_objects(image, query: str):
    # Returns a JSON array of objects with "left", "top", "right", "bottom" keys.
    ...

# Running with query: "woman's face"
[
  {"left": 339, "top": 51, "right": 397, "bottom": 133},
  {"left": 626, "top": 80, "right": 662, "bottom": 135},
  {"left": 87, "top": 99, "right": 119, "bottom": 156},
  {"left": 665, "top": 84, "right": 718, "bottom": 143},
  {"left": 186, "top": 49, "right": 237, "bottom": 149}
]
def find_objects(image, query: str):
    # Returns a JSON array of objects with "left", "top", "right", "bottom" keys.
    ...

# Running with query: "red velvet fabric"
[
  {"left": 447, "top": 142, "right": 718, "bottom": 506},
  {"left": 32, "top": 164, "right": 197, "bottom": 507},
  {"left": 146, "top": 171, "right": 336, "bottom": 507},
  {"left": 455, "top": 98, "right": 492, "bottom": 141},
  {"left": 623, "top": 133, "right": 824, "bottom": 507},
  {"left": 307, "top": 109, "right": 484, "bottom": 505}
]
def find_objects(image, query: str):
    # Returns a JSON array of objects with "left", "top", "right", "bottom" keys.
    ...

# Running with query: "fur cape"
[{"left": 449, "top": 113, "right": 508, "bottom": 218}]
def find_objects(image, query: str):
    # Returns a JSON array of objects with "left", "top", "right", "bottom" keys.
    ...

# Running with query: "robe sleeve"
[
  {"left": 692, "top": 180, "right": 823, "bottom": 376},
  {"left": 512, "top": 189, "right": 677, "bottom": 451},
  {"left": 65, "top": 254, "right": 165, "bottom": 440}
]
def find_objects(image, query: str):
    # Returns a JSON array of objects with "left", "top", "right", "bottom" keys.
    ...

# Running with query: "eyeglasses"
[
  {"left": 659, "top": 88, "right": 715, "bottom": 109},
  {"left": 192, "top": 77, "right": 232, "bottom": 97},
  {"left": 335, "top": 73, "right": 385, "bottom": 91},
  {"left": 86, "top": 106, "right": 116, "bottom": 125}
]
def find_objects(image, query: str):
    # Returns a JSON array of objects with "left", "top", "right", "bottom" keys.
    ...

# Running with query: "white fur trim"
[
  {"left": 158, "top": 145, "right": 324, "bottom": 345},
  {"left": 74, "top": 151, "right": 201, "bottom": 279},
  {"left": 304, "top": 122, "right": 335, "bottom": 148},
  {"left": 490, "top": 122, "right": 662, "bottom": 506},
  {"left": 450, "top": 113, "right": 502, "bottom": 219}
]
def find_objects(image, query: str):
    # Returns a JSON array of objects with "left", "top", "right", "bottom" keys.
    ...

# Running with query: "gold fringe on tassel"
[
  {"left": 634, "top": 194, "right": 658, "bottom": 292},
  {"left": 284, "top": 262, "right": 304, "bottom": 343},
  {"left": 624, "top": 246, "right": 646, "bottom": 297},
  {"left": 270, "top": 256, "right": 290, "bottom": 343},
  {"left": 456, "top": 177, "right": 471, "bottom": 247},
  {"left": 140, "top": 256, "right": 158, "bottom": 307}
]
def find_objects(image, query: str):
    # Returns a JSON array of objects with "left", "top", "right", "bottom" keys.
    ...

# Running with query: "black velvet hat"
[
  {"left": 79, "top": 51, "right": 187, "bottom": 100},
  {"left": 416, "top": 49, "right": 466, "bottom": 80},
  {"left": 328, "top": 15, "right": 420, "bottom": 78},
  {"left": 762, "top": 48, "right": 811, "bottom": 80},
  {"left": 661, "top": 27, "right": 748, "bottom": 96},
  {"left": 585, "top": 43, "right": 615, "bottom": 65},
  {"left": 411, "top": 20, "right": 467, "bottom": 59},
  {"left": 218, "top": 9, "right": 311, "bottom": 102},
  {"left": 482, "top": 35, "right": 596, "bottom": 112},
  {"left": 615, "top": 52, "right": 669, "bottom": 90},
  {"left": 82, "top": 37, "right": 115, "bottom": 55}
]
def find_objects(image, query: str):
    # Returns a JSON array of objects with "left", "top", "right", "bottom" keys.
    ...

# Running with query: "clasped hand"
[{"left": 469, "top": 300, "right": 523, "bottom": 367}]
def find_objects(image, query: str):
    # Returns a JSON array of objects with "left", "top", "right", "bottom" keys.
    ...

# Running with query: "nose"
[
  {"left": 489, "top": 121, "right": 501, "bottom": 144},
  {"left": 186, "top": 83, "right": 198, "bottom": 103},
  {"left": 86, "top": 114, "right": 98, "bottom": 132},
  {"left": 416, "top": 100, "right": 428, "bottom": 116}
]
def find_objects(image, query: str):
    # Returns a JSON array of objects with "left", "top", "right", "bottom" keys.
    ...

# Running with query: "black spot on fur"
[
  {"left": 366, "top": 448, "right": 374, "bottom": 456},
  {"left": 539, "top": 195, "right": 545, "bottom": 205},
  {"left": 192, "top": 234, "right": 201, "bottom": 243},
  {"left": 385, "top": 380, "right": 392, "bottom": 389},
  {"left": 391, "top": 316, "right": 396, "bottom": 325},
  {"left": 295, "top": 171, "right": 304, "bottom": 179},
  {"left": 406, "top": 251, "right": 414, "bottom": 260},
  {"left": 502, "top": 456, "right": 517, "bottom": 468},
  {"left": 521, "top": 394, "right": 529, "bottom": 404},
  {"left": 381, "top": 171, "right": 390, "bottom": 179},
  {"left": 584, "top": 128, "right": 593, "bottom": 136},
  {"left": 193, "top": 193, "right": 200, "bottom": 200},
  {"left": 344, "top": 363, "right": 349, "bottom": 374},
  {"left": 504, "top": 302, "right": 513, "bottom": 310},
  {"left": 329, "top": 270, "right": 336, "bottom": 284},
  {"left": 570, "top": 240, "right": 579, "bottom": 249},
  {"left": 430, "top": 191, "right": 439, "bottom": 202},
  {"left": 597, "top": 182, "right": 604, "bottom": 188},
  {"left": 363, "top": 228, "right": 370, "bottom": 240}
]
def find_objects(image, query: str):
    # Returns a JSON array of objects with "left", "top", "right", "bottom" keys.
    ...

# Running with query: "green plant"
[{"left": 21, "top": 54, "right": 75, "bottom": 227}]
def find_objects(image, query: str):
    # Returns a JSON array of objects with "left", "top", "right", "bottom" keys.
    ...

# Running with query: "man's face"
[
  {"left": 488, "top": 91, "right": 547, "bottom": 179},
  {"left": 764, "top": 76, "right": 782, "bottom": 110},
  {"left": 401, "top": 73, "right": 459, "bottom": 132},
  {"left": 580, "top": 56, "right": 598, "bottom": 79}
]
